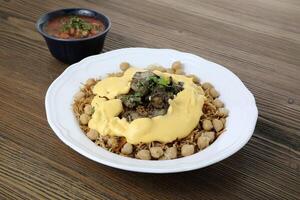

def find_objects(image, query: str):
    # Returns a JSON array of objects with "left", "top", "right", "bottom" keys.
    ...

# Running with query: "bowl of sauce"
[{"left": 36, "top": 8, "right": 111, "bottom": 64}]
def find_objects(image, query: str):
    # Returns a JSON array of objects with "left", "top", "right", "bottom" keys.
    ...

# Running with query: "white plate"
[{"left": 45, "top": 48, "right": 258, "bottom": 173}]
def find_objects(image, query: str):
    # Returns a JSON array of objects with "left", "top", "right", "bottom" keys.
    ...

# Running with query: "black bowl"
[{"left": 36, "top": 8, "right": 111, "bottom": 64}]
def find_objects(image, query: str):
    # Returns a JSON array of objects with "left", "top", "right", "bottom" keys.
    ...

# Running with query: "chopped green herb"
[
  {"left": 148, "top": 76, "right": 159, "bottom": 83},
  {"left": 61, "top": 16, "right": 93, "bottom": 32},
  {"left": 137, "top": 81, "right": 144, "bottom": 88},
  {"left": 158, "top": 77, "right": 170, "bottom": 86},
  {"left": 134, "top": 92, "right": 142, "bottom": 97},
  {"left": 147, "top": 75, "right": 171, "bottom": 87}
]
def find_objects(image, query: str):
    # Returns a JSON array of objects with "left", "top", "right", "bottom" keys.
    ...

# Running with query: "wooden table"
[{"left": 1, "top": 0, "right": 299, "bottom": 199}]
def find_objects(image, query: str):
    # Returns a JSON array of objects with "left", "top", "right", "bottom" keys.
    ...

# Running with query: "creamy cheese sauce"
[{"left": 89, "top": 68, "right": 205, "bottom": 144}]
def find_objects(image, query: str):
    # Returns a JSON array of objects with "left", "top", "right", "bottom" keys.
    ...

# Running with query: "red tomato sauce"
[{"left": 44, "top": 15, "right": 105, "bottom": 39}]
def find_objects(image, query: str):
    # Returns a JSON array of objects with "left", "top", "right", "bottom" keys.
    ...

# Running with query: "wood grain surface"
[{"left": 0, "top": 0, "right": 299, "bottom": 199}]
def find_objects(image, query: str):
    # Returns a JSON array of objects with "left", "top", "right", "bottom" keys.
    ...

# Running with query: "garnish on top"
[
  {"left": 118, "top": 71, "right": 183, "bottom": 121},
  {"left": 45, "top": 15, "right": 105, "bottom": 39},
  {"left": 62, "top": 16, "right": 94, "bottom": 32}
]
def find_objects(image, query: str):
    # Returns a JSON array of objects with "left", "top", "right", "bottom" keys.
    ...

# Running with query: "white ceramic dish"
[{"left": 45, "top": 48, "right": 258, "bottom": 173}]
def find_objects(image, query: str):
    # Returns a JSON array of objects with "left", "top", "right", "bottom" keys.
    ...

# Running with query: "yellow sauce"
[
  {"left": 89, "top": 67, "right": 205, "bottom": 144},
  {"left": 92, "top": 67, "right": 144, "bottom": 99}
]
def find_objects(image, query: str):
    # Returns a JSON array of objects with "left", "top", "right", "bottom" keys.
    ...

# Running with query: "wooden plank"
[
  {"left": 0, "top": 132, "right": 299, "bottom": 199},
  {"left": 0, "top": 1, "right": 299, "bottom": 150},
  {"left": 0, "top": 0, "right": 299, "bottom": 199}
]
